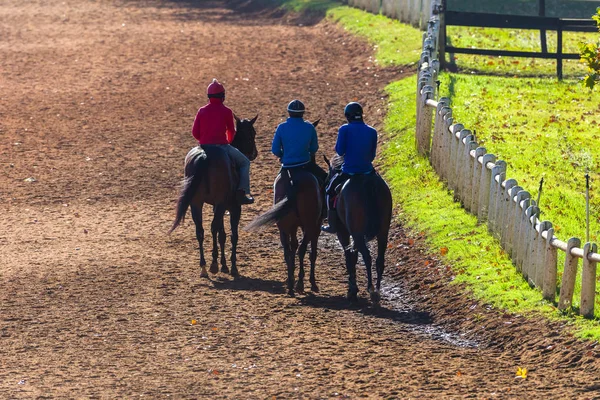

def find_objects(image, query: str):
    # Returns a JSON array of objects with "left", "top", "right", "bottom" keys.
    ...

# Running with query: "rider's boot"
[
  {"left": 321, "top": 209, "right": 338, "bottom": 234},
  {"left": 237, "top": 190, "right": 254, "bottom": 205}
]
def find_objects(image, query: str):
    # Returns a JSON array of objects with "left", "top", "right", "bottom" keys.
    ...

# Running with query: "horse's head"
[
  {"left": 323, "top": 153, "right": 343, "bottom": 187},
  {"left": 232, "top": 114, "right": 258, "bottom": 161}
]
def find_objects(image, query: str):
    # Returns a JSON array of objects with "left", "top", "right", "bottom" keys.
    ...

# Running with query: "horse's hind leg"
[
  {"left": 191, "top": 205, "right": 208, "bottom": 278},
  {"left": 337, "top": 227, "right": 358, "bottom": 303},
  {"left": 309, "top": 233, "right": 319, "bottom": 292},
  {"left": 355, "top": 236, "right": 374, "bottom": 295},
  {"left": 210, "top": 205, "right": 226, "bottom": 274},
  {"left": 296, "top": 234, "right": 308, "bottom": 295},
  {"left": 229, "top": 204, "right": 241, "bottom": 277},
  {"left": 375, "top": 229, "right": 389, "bottom": 293},
  {"left": 279, "top": 231, "right": 295, "bottom": 296}
]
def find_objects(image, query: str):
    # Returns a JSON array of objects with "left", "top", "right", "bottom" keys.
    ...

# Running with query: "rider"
[
  {"left": 271, "top": 99, "right": 326, "bottom": 184},
  {"left": 192, "top": 78, "right": 254, "bottom": 205},
  {"left": 321, "top": 102, "right": 377, "bottom": 234}
]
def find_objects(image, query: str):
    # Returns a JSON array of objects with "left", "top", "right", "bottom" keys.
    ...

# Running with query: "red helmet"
[{"left": 207, "top": 79, "right": 225, "bottom": 96}]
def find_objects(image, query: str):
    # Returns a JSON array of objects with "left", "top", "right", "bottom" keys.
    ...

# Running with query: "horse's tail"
[
  {"left": 169, "top": 152, "right": 207, "bottom": 234},
  {"left": 245, "top": 172, "right": 297, "bottom": 231},
  {"left": 363, "top": 174, "right": 381, "bottom": 242},
  {"left": 244, "top": 195, "right": 297, "bottom": 231}
]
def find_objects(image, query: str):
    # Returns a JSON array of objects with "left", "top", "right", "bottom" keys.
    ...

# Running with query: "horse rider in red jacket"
[{"left": 192, "top": 79, "right": 254, "bottom": 205}]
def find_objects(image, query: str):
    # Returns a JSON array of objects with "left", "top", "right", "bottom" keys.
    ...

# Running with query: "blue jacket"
[
  {"left": 335, "top": 121, "right": 377, "bottom": 174},
  {"left": 271, "top": 117, "right": 319, "bottom": 167}
]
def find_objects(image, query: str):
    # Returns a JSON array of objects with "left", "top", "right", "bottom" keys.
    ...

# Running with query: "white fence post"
[
  {"left": 533, "top": 220, "right": 551, "bottom": 288},
  {"left": 515, "top": 197, "right": 531, "bottom": 272},
  {"left": 558, "top": 237, "right": 582, "bottom": 311},
  {"left": 453, "top": 129, "right": 470, "bottom": 201},
  {"left": 524, "top": 207, "right": 540, "bottom": 287},
  {"left": 542, "top": 225, "right": 558, "bottom": 301},
  {"left": 512, "top": 190, "right": 530, "bottom": 263},
  {"left": 500, "top": 179, "right": 523, "bottom": 245},
  {"left": 447, "top": 124, "right": 463, "bottom": 191},
  {"left": 487, "top": 161, "right": 505, "bottom": 231},
  {"left": 460, "top": 133, "right": 476, "bottom": 208},
  {"left": 581, "top": 242, "right": 598, "bottom": 318},
  {"left": 470, "top": 147, "right": 486, "bottom": 215},
  {"left": 381, "top": 0, "right": 396, "bottom": 18},
  {"left": 497, "top": 179, "right": 517, "bottom": 242},
  {"left": 521, "top": 205, "right": 536, "bottom": 280},
  {"left": 477, "top": 154, "right": 495, "bottom": 222}
]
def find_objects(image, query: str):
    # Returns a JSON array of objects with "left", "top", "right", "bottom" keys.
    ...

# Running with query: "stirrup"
[{"left": 237, "top": 191, "right": 254, "bottom": 205}]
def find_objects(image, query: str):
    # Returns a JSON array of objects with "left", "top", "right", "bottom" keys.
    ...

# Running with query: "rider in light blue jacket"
[{"left": 271, "top": 100, "right": 327, "bottom": 184}]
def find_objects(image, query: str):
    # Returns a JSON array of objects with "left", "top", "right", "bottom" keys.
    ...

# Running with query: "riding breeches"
[{"left": 222, "top": 145, "right": 251, "bottom": 194}]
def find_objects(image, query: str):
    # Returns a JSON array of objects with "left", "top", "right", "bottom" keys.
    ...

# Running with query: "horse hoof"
[
  {"left": 200, "top": 267, "right": 209, "bottom": 278},
  {"left": 311, "top": 284, "right": 320, "bottom": 293},
  {"left": 347, "top": 291, "right": 358, "bottom": 303},
  {"left": 288, "top": 290, "right": 295, "bottom": 297},
  {"left": 209, "top": 263, "right": 219, "bottom": 274},
  {"left": 230, "top": 269, "right": 240, "bottom": 278},
  {"left": 370, "top": 290, "right": 381, "bottom": 304},
  {"left": 295, "top": 282, "right": 305, "bottom": 294},
  {"left": 221, "top": 266, "right": 230, "bottom": 274}
]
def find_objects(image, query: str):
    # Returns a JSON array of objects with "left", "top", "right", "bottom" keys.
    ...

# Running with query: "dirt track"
[{"left": 2, "top": 0, "right": 600, "bottom": 398}]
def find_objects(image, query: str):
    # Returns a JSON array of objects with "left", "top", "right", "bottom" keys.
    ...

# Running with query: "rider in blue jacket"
[
  {"left": 272, "top": 100, "right": 327, "bottom": 184},
  {"left": 321, "top": 102, "right": 377, "bottom": 233}
]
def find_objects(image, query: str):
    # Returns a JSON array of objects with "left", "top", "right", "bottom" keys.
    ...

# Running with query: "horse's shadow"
[
  {"left": 298, "top": 293, "right": 433, "bottom": 326},
  {"left": 206, "top": 275, "right": 286, "bottom": 295}
]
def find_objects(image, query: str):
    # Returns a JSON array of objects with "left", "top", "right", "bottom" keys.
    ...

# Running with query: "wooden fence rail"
[{"left": 417, "top": 0, "right": 599, "bottom": 318}]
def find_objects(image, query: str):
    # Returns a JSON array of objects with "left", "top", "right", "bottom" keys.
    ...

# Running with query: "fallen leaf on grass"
[{"left": 440, "top": 247, "right": 449, "bottom": 256}]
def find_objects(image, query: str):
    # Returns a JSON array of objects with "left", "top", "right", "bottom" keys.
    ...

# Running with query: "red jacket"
[{"left": 192, "top": 98, "right": 235, "bottom": 145}]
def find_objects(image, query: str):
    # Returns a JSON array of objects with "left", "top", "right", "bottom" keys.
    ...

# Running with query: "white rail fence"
[
  {"left": 348, "top": 0, "right": 433, "bottom": 29},
  {"left": 415, "top": 0, "right": 599, "bottom": 318}
]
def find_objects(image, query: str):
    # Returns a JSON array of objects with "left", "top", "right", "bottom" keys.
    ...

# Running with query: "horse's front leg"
[
  {"left": 191, "top": 204, "right": 208, "bottom": 278},
  {"left": 337, "top": 227, "right": 358, "bottom": 303},
  {"left": 210, "top": 205, "right": 226, "bottom": 274},
  {"left": 296, "top": 234, "right": 308, "bottom": 295},
  {"left": 229, "top": 204, "right": 242, "bottom": 277}
]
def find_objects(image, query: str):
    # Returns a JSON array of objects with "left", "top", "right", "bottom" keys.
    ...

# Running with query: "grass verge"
[{"left": 383, "top": 76, "right": 600, "bottom": 339}]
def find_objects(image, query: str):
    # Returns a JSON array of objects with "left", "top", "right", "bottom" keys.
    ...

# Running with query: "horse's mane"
[{"left": 331, "top": 154, "right": 344, "bottom": 170}]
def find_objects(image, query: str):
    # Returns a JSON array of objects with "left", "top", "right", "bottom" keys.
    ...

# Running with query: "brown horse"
[
  {"left": 170, "top": 115, "right": 258, "bottom": 278},
  {"left": 324, "top": 155, "right": 392, "bottom": 304},
  {"left": 245, "top": 122, "right": 325, "bottom": 296}
]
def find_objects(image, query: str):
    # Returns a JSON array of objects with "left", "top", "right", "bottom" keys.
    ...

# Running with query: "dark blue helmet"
[
  {"left": 287, "top": 99, "right": 305, "bottom": 114},
  {"left": 344, "top": 102, "right": 363, "bottom": 121}
]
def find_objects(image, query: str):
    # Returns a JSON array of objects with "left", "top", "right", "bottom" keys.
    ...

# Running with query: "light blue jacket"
[{"left": 271, "top": 117, "right": 318, "bottom": 167}]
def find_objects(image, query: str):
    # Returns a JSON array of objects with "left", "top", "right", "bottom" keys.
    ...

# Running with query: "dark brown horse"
[
  {"left": 325, "top": 155, "right": 392, "bottom": 304},
  {"left": 170, "top": 115, "right": 258, "bottom": 278},
  {"left": 245, "top": 122, "right": 324, "bottom": 296}
]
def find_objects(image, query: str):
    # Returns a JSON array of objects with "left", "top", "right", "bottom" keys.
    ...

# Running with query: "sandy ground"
[{"left": 2, "top": 0, "right": 600, "bottom": 398}]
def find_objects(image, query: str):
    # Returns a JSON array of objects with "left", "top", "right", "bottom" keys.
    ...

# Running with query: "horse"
[
  {"left": 170, "top": 115, "right": 258, "bottom": 278},
  {"left": 245, "top": 121, "right": 325, "bottom": 297},
  {"left": 324, "top": 154, "right": 392, "bottom": 304}
]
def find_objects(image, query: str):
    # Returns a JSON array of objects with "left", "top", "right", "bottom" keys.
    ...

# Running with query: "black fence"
[{"left": 441, "top": 10, "right": 597, "bottom": 79}]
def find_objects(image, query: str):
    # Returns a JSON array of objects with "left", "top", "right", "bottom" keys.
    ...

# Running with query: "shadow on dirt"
[
  {"left": 298, "top": 293, "right": 433, "bottom": 325},
  {"left": 209, "top": 275, "right": 286, "bottom": 294}
]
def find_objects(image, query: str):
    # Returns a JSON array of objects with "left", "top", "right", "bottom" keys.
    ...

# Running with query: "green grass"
[
  {"left": 326, "top": 7, "right": 423, "bottom": 66},
  {"left": 383, "top": 76, "right": 600, "bottom": 339},
  {"left": 447, "top": 0, "right": 600, "bottom": 19},
  {"left": 446, "top": 26, "right": 600, "bottom": 78}
]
